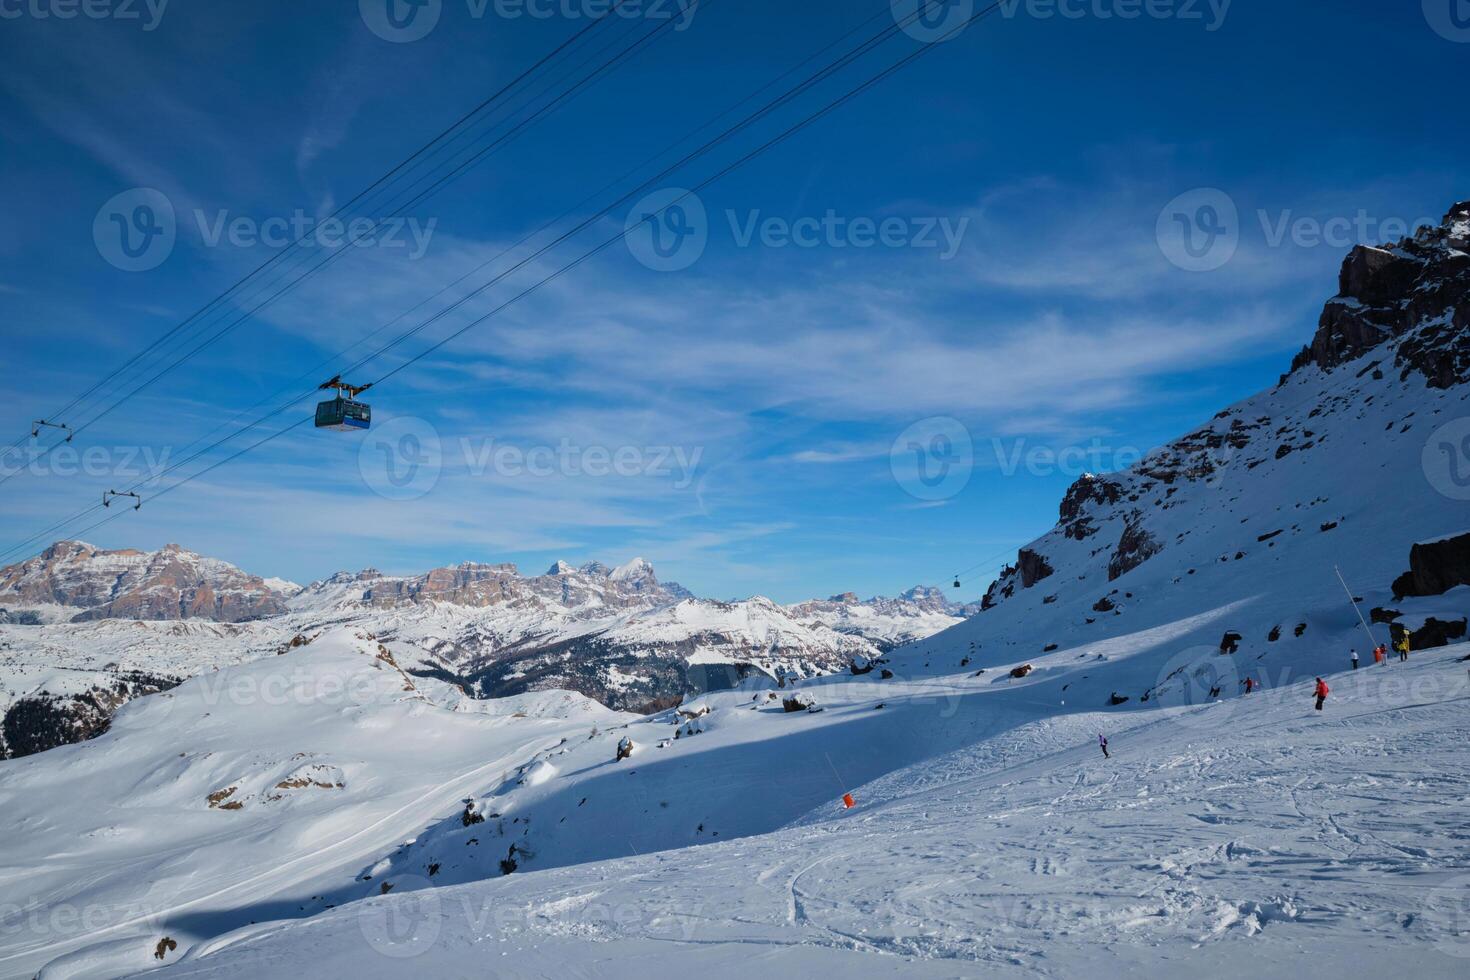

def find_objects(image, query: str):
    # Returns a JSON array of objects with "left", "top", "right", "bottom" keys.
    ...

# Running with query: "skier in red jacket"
[{"left": 1313, "top": 677, "right": 1329, "bottom": 711}]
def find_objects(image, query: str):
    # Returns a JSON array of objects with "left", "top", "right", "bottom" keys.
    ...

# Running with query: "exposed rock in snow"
[
  {"left": 1288, "top": 200, "right": 1470, "bottom": 387},
  {"left": 1391, "top": 530, "right": 1470, "bottom": 598}
]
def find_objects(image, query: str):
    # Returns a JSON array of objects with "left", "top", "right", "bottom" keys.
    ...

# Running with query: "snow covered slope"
[
  {"left": 1, "top": 558, "right": 971, "bottom": 757},
  {"left": 0, "top": 627, "right": 629, "bottom": 979},
  {"left": 954, "top": 200, "right": 1470, "bottom": 695},
  {"left": 59, "top": 642, "right": 1470, "bottom": 979}
]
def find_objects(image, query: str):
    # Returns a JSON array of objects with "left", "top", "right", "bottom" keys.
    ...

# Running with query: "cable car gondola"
[{"left": 315, "top": 376, "right": 373, "bottom": 431}]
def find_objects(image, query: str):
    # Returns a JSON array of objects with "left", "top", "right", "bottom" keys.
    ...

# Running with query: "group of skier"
[
  {"left": 1097, "top": 630, "right": 1416, "bottom": 759},
  {"left": 1350, "top": 633, "right": 1411, "bottom": 670}
]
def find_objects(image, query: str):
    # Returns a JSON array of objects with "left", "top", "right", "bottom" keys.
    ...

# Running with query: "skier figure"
[
  {"left": 1098, "top": 733, "right": 1110, "bottom": 760},
  {"left": 1350, "top": 649, "right": 1359, "bottom": 670},
  {"left": 1243, "top": 676, "right": 1256, "bottom": 695},
  {"left": 1313, "top": 676, "right": 1329, "bottom": 711},
  {"left": 1396, "top": 634, "right": 1410, "bottom": 662}
]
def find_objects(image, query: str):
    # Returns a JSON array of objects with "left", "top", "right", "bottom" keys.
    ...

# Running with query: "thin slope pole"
[{"left": 1334, "top": 565, "right": 1379, "bottom": 651}]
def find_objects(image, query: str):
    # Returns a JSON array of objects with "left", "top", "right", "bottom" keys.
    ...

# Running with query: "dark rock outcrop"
[
  {"left": 1391, "top": 531, "right": 1470, "bottom": 598},
  {"left": 1289, "top": 202, "right": 1470, "bottom": 387},
  {"left": 1017, "top": 549, "right": 1055, "bottom": 589},
  {"left": 1409, "top": 617, "right": 1469, "bottom": 650},
  {"left": 1060, "top": 474, "right": 1124, "bottom": 522},
  {"left": 1107, "top": 519, "right": 1162, "bottom": 582},
  {"left": 0, "top": 671, "right": 179, "bottom": 760}
]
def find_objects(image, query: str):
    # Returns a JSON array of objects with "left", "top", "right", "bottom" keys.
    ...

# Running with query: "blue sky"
[{"left": 0, "top": 0, "right": 1465, "bottom": 601}]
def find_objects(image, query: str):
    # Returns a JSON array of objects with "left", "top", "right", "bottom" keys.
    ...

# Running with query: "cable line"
[
  {"left": 0, "top": 0, "right": 1003, "bottom": 562},
  {"left": 26, "top": 4, "right": 635, "bottom": 434}
]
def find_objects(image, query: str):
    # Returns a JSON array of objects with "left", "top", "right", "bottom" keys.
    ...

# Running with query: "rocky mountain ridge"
[
  {"left": 959, "top": 200, "right": 1470, "bottom": 681},
  {"left": 0, "top": 541, "right": 296, "bottom": 623}
]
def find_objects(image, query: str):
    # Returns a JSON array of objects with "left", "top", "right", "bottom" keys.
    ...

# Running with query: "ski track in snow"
[{"left": 66, "top": 644, "right": 1468, "bottom": 980}]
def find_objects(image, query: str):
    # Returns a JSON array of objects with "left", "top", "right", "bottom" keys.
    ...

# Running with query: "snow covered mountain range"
[
  {"left": 0, "top": 546, "right": 976, "bottom": 758},
  {"left": 1, "top": 201, "right": 1468, "bottom": 978}
]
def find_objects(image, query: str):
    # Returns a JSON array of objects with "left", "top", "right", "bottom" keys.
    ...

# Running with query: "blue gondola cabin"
[{"left": 315, "top": 396, "right": 371, "bottom": 431}]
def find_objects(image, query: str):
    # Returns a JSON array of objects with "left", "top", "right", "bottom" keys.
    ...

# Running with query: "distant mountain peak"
[
  {"left": 610, "top": 557, "right": 656, "bottom": 582},
  {"left": 0, "top": 541, "right": 292, "bottom": 624}
]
